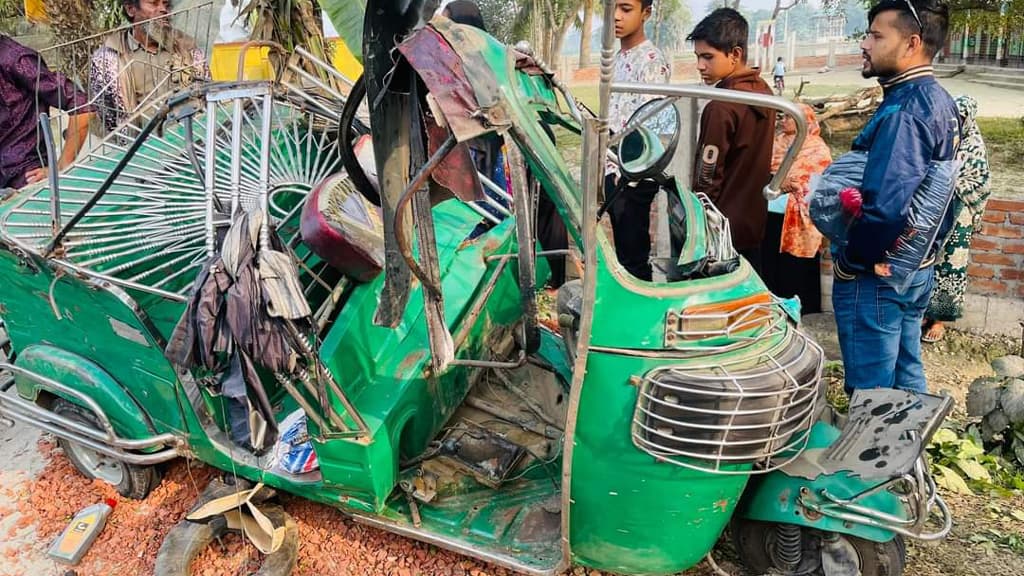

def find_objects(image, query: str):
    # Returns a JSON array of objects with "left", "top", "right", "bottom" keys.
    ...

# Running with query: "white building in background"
[{"left": 812, "top": 13, "right": 847, "bottom": 42}]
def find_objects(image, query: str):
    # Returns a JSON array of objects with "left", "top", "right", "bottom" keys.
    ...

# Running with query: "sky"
[
  {"left": 691, "top": 0, "right": 794, "bottom": 13},
  {"left": 689, "top": 0, "right": 828, "bottom": 16}
]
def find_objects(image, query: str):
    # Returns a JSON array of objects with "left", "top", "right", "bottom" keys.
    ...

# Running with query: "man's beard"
[
  {"left": 862, "top": 52, "right": 900, "bottom": 79},
  {"left": 861, "top": 53, "right": 877, "bottom": 78},
  {"left": 141, "top": 19, "right": 174, "bottom": 50}
]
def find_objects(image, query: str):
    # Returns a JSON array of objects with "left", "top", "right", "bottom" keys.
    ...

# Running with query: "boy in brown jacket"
[{"left": 688, "top": 8, "right": 775, "bottom": 273}]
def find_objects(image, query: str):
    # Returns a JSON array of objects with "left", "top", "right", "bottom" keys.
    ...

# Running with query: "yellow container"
[
  {"left": 327, "top": 38, "right": 363, "bottom": 81},
  {"left": 24, "top": 0, "right": 48, "bottom": 23},
  {"left": 209, "top": 42, "right": 274, "bottom": 81},
  {"left": 210, "top": 40, "right": 362, "bottom": 82}
]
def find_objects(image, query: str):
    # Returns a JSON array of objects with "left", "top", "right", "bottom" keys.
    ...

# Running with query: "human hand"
[
  {"left": 874, "top": 262, "right": 892, "bottom": 277},
  {"left": 839, "top": 187, "right": 863, "bottom": 218},
  {"left": 24, "top": 167, "right": 48, "bottom": 184}
]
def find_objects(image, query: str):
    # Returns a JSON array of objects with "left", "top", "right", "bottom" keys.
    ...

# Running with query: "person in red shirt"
[{"left": 688, "top": 8, "right": 775, "bottom": 274}]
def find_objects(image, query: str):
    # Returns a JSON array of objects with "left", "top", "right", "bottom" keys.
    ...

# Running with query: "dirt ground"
[{"left": 1, "top": 330, "right": 1022, "bottom": 576}]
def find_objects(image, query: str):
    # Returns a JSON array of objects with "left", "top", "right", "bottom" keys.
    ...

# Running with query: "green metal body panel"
[
  {"left": 0, "top": 22, "right": 917, "bottom": 576},
  {"left": 566, "top": 242, "right": 797, "bottom": 573},
  {"left": 13, "top": 344, "right": 158, "bottom": 439},
  {"left": 568, "top": 350, "right": 750, "bottom": 574},
  {"left": 306, "top": 202, "right": 536, "bottom": 511},
  {"left": 0, "top": 248, "right": 186, "bottom": 434},
  {"left": 735, "top": 422, "right": 904, "bottom": 543}
]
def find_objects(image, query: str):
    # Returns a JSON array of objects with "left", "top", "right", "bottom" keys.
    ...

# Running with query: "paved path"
[{"left": 792, "top": 67, "right": 1024, "bottom": 117}]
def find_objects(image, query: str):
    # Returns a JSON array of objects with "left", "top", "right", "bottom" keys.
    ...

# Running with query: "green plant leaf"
[
  {"left": 933, "top": 428, "right": 959, "bottom": 445},
  {"left": 321, "top": 0, "right": 368, "bottom": 61},
  {"left": 957, "top": 440, "right": 986, "bottom": 460},
  {"left": 956, "top": 458, "right": 993, "bottom": 482},
  {"left": 935, "top": 464, "right": 974, "bottom": 495},
  {"left": 1010, "top": 510, "right": 1024, "bottom": 522}
]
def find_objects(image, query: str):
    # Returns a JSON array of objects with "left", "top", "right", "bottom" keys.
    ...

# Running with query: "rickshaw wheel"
[
  {"left": 155, "top": 504, "right": 298, "bottom": 576},
  {"left": 52, "top": 398, "right": 161, "bottom": 499},
  {"left": 731, "top": 519, "right": 906, "bottom": 576}
]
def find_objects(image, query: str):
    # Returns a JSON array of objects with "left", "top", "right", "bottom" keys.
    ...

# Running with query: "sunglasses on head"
[{"left": 903, "top": 0, "right": 924, "bottom": 32}]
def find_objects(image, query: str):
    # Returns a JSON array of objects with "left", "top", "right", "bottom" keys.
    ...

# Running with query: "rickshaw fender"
[
  {"left": 735, "top": 467, "right": 903, "bottom": 544},
  {"left": 13, "top": 344, "right": 158, "bottom": 440}
]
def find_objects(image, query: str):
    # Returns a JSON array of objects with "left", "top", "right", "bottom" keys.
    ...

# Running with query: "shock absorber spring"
[{"left": 774, "top": 523, "right": 803, "bottom": 573}]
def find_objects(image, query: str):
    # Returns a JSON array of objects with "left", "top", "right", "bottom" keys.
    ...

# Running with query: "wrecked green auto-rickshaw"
[{"left": 0, "top": 1, "right": 952, "bottom": 574}]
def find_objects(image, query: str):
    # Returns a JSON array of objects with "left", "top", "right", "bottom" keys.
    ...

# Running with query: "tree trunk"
[
  {"left": 579, "top": 0, "right": 593, "bottom": 68},
  {"left": 550, "top": 8, "right": 578, "bottom": 71}
]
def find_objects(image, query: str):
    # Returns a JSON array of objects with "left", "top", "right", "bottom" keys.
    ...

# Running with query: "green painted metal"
[
  {"left": 0, "top": 248, "right": 186, "bottom": 434},
  {"left": 568, "top": 351, "right": 751, "bottom": 574},
  {"left": 0, "top": 20, "right": 924, "bottom": 576},
  {"left": 564, "top": 243, "right": 790, "bottom": 574},
  {"left": 310, "top": 202, "right": 537, "bottom": 511},
  {"left": 13, "top": 344, "right": 159, "bottom": 440},
  {"left": 735, "top": 422, "right": 904, "bottom": 543}
]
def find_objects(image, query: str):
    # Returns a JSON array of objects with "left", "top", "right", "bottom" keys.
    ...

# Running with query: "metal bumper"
[
  {"left": 799, "top": 454, "right": 953, "bottom": 541},
  {"left": 0, "top": 362, "right": 182, "bottom": 466}
]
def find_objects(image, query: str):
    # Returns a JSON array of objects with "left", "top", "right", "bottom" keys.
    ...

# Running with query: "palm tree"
[{"left": 578, "top": 0, "right": 595, "bottom": 68}]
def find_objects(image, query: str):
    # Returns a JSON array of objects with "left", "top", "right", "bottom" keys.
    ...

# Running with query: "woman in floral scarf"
[
  {"left": 761, "top": 103, "right": 832, "bottom": 313},
  {"left": 922, "top": 95, "right": 991, "bottom": 343}
]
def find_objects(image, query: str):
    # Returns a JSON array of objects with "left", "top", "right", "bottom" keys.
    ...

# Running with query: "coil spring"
[{"left": 774, "top": 523, "right": 803, "bottom": 573}]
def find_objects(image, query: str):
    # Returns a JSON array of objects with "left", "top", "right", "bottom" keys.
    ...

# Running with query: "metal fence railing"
[{"left": 25, "top": 2, "right": 215, "bottom": 173}]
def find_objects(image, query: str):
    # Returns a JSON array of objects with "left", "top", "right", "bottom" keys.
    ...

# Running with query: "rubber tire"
[
  {"left": 51, "top": 398, "right": 161, "bottom": 499},
  {"left": 154, "top": 505, "right": 299, "bottom": 576},
  {"left": 731, "top": 518, "right": 906, "bottom": 576},
  {"left": 337, "top": 74, "right": 380, "bottom": 206}
]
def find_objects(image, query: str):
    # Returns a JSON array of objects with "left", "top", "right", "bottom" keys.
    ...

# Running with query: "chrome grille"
[{"left": 632, "top": 328, "right": 824, "bottom": 473}]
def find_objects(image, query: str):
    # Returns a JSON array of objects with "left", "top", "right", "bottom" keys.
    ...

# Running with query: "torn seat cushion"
[{"left": 300, "top": 172, "right": 386, "bottom": 283}]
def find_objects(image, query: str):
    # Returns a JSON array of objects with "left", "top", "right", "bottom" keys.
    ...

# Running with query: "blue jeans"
[{"left": 832, "top": 267, "right": 935, "bottom": 394}]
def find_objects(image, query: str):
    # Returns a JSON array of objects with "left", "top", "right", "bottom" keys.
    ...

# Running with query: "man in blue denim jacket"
[{"left": 832, "top": 0, "right": 960, "bottom": 394}]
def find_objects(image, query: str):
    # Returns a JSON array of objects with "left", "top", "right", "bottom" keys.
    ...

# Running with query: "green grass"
[
  {"left": 568, "top": 85, "right": 600, "bottom": 112},
  {"left": 976, "top": 117, "right": 1024, "bottom": 164}
]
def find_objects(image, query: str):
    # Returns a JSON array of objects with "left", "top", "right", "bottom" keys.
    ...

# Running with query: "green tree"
[
  {"left": 650, "top": 0, "right": 693, "bottom": 54},
  {"left": 477, "top": 0, "right": 521, "bottom": 44},
  {"left": 578, "top": 0, "right": 595, "bottom": 67}
]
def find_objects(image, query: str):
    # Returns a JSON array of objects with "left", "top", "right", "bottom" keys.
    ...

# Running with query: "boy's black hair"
[
  {"left": 641, "top": 0, "right": 653, "bottom": 8},
  {"left": 687, "top": 8, "right": 749, "bottom": 62},
  {"left": 444, "top": 0, "right": 487, "bottom": 31},
  {"left": 867, "top": 0, "right": 949, "bottom": 59}
]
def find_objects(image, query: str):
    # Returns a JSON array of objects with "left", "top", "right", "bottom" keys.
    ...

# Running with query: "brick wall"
[
  {"left": 792, "top": 54, "right": 863, "bottom": 70},
  {"left": 818, "top": 197, "right": 1024, "bottom": 318},
  {"left": 967, "top": 198, "right": 1024, "bottom": 299}
]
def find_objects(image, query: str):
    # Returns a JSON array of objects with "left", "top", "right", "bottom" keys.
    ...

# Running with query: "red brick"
[
  {"left": 981, "top": 223, "right": 1024, "bottom": 239},
  {"left": 982, "top": 210, "right": 1007, "bottom": 224},
  {"left": 986, "top": 199, "right": 1024, "bottom": 212},
  {"left": 1010, "top": 213, "right": 1024, "bottom": 226},
  {"left": 999, "top": 268, "right": 1024, "bottom": 281},
  {"left": 970, "top": 236, "right": 1001, "bottom": 251},
  {"left": 1005, "top": 240, "right": 1024, "bottom": 254},
  {"left": 967, "top": 264, "right": 995, "bottom": 278},
  {"left": 972, "top": 252, "right": 1016, "bottom": 266},
  {"left": 968, "top": 279, "right": 1009, "bottom": 295}
]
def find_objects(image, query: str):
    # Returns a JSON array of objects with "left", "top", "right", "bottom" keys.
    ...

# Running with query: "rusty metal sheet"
[
  {"left": 398, "top": 26, "right": 491, "bottom": 143},
  {"left": 424, "top": 119, "right": 484, "bottom": 203}
]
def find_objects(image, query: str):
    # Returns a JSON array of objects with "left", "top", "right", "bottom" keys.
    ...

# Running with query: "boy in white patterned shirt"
[{"left": 606, "top": 0, "right": 671, "bottom": 281}]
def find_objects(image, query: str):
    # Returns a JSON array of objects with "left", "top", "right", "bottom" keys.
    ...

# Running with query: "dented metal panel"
[{"left": 398, "top": 26, "right": 493, "bottom": 142}]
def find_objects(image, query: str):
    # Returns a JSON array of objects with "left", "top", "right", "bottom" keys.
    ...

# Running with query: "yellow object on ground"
[{"left": 24, "top": 0, "right": 47, "bottom": 23}]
